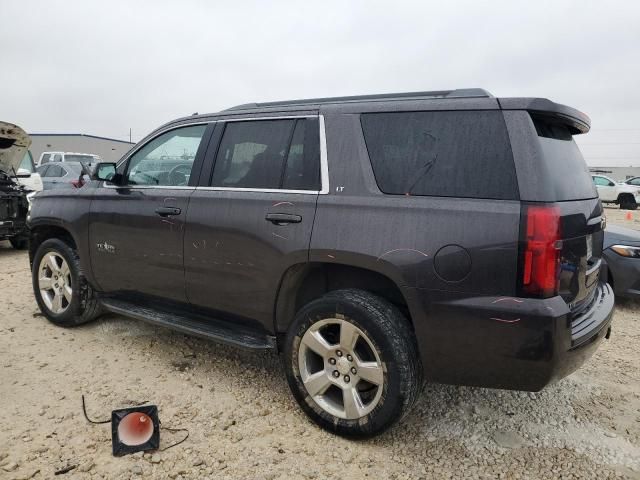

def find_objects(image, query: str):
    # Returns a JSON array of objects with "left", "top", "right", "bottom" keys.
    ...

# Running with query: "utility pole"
[{"left": 129, "top": 128, "right": 132, "bottom": 143}]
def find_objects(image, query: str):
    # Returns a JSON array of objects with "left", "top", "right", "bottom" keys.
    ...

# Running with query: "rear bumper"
[{"left": 405, "top": 281, "right": 615, "bottom": 391}]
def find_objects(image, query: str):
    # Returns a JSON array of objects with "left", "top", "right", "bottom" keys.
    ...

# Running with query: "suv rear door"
[
  {"left": 501, "top": 106, "right": 602, "bottom": 312},
  {"left": 89, "top": 123, "right": 213, "bottom": 302},
  {"left": 184, "top": 114, "right": 324, "bottom": 331}
]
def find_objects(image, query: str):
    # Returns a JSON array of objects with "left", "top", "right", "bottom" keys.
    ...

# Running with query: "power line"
[
  {"left": 578, "top": 142, "right": 640, "bottom": 145},
  {"left": 590, "top": 128, "right": 640, "bottom": 132}
]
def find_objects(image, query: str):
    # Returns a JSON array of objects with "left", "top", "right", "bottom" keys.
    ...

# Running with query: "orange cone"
[{"left": 626, "top": 211, "right": 633, "bottom": 221}]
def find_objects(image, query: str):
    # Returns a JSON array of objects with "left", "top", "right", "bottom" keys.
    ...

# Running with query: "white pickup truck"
[{"left": 592, "top": 174, "right": 640, "bottom": 210}]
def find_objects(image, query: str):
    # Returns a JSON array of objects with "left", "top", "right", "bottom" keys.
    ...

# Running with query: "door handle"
[
  {"left": 265, "top": 213, "right": 302, "bottom": 225},
  {"left": 155, "top": 206, "right": 182, "bottom": 217}
]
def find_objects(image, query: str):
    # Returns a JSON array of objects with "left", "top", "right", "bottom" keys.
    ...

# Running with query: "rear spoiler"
[{"left": 498, "top": 97, "right": 591, "bottom": 135}]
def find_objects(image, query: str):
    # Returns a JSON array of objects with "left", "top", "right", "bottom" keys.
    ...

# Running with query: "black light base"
[{"left": 111, "top": 405, "right": 160, "bottom": 456}]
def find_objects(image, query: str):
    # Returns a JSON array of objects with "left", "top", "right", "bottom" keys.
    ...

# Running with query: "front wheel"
[
  {"left": 618, "top": 194, "right": 638, "bottom": 210},
  {"left": 283, "top": 289, "right": 422, "bottom": 438},
  {"left": 32, "top": 238, "right": 102, "bottom": 327}
]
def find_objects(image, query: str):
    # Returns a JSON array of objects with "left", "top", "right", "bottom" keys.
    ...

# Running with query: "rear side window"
[
  {"left": 46, "top": 165, "right": 65, "bottom": 177},
  {"left": 361, "top": 111, "right": 518, "bottom": 200},
  {"left": 531, "top": 115, "right": 597, "bottom": 201},
  {"left": 212, "top": 118, "right": 320, "bottom": 190}
]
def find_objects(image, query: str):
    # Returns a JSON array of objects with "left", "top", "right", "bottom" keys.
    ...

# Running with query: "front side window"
[
  {"left": 126, "top": 124, "right": 207, "bottom": 186},
  {"left": 592, "top": 176, "right": 608, "bottom": 187},
  {"left": 627, "top": 177, "right": 640, "bottom": 186},
  {"left": 211, "top": 118, "right": 320, "bottom": 190},
  {"left": 361, "top": 110, "right": 518, "bottom": 200}
]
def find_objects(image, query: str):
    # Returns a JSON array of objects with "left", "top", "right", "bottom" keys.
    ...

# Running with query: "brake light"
[{"left": 521, "top": 205, "right": 561, "bottom": 298}]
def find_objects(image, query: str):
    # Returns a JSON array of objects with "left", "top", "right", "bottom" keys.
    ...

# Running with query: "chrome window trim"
[
  {"left": 107, "top": 115, "right": 329, "bottom": 194},
  {"left": 223, "top": 115, "right": 315, "bottom": 122},
  {"left": 104, "top": 185, "right": 196, "bottom": 191},
  {"left": 318, "top": 114, "right": 329, "bottom": 194},
  {"left": 195, "top": 186, "right": 320, "bottom": 195}
]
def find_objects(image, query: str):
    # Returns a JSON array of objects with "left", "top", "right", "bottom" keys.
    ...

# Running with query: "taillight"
[
  {"left": 71, "top": 178, "right": 84, "bottom": 188},
  {"left": 520, "top": 204, "right": 561, "bottom": 298}
]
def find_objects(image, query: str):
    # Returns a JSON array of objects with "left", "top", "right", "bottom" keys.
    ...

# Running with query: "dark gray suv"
[{"left": 28, "top": 89, "right": 615, "bottom": 437}]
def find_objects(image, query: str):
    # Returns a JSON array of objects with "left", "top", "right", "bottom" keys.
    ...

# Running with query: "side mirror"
[
  {"left": 93, "top": 163, "right": 119, "bottom": 183},
  {"left": 608, "top": 182, "right": 615, "bottom": 187}
]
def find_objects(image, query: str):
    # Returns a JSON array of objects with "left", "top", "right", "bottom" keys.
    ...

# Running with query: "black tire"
[
  {"left": 9, "top": 236, "right": 29, "bottom": 250},
  {"left": 618, "top": 194, "right": 638, "bottom": 210},
  {"left": 283, "top": 289, "right": 422, "bottom": 438},
  {"left": 32, "top": 238, "right": 102, "bottom": 327}
]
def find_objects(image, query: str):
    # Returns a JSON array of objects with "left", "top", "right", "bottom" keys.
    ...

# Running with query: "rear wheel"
[
  {"left": 32, "top": 238, "right": 102, "bottom": 327},
  {"left": 618, "top": 194, "right": 638, "bottom": 210},
  {"left": 283, "top": 289, "right": 422, "bottom": 438}
]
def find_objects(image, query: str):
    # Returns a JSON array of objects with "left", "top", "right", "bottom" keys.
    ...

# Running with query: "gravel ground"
[{"left": 0, "top": 206, "right": 639, "bottom": 479}]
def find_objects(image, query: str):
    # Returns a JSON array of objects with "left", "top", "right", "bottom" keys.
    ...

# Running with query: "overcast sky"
[{"left": 2, "top": 1, "right": 640, "bottom": 166}]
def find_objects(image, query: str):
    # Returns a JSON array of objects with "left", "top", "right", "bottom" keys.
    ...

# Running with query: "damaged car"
[{"left": 0, "top": 122, "right": 34, "bottom": 249}]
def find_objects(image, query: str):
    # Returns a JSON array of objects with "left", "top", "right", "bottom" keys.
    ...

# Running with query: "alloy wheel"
[
  {"left": 38, "top": 252, "right": 72, "bottom": 314},
  {"left": 298, "top": 318, "right": 385, "bottom": 419}
]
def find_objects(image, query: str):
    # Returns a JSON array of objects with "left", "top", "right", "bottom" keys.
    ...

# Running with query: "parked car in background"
[
  {"left": 592, "top": 174, "right": 640, "bottom": 210},
  {"left": 37, "top": 151, "right": 102, "bottom": 170},
  {"left": 36, "top": 161, "right": 89, "bottom": 190},
  {"left": 0, "top": 121, "right": 32, "bottom": 249},
  {"left": 604, "top": 225, "right": 640, "bottom": 299},
  {"left": 28, "top": 89, "right": 614, "bottom": 437},
  {"left": 624, "top": 176, "right": 640, "bottom": 187},
  {"left": 15, "top": 150, "right": 44, "bottom": 194}
]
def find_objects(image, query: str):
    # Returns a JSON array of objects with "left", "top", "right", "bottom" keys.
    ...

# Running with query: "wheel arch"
[
  {"left": 274, "top": 261, "right": 414, "bottom": 335},
  {"left": 29, "top": 224, "right": 78, "bottom": 267}
]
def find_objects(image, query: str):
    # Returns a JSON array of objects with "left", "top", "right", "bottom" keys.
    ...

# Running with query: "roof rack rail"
[{"left": 224, "top": 88, "right": 493, "bottom": 111}]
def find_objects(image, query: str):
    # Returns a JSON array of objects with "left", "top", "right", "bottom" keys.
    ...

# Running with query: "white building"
[
  {"left": 589, "top": 166, "right": 640, "bottom": 181},
  {"left": 29, "top": 133, "right": 134, "bottom": 163}
]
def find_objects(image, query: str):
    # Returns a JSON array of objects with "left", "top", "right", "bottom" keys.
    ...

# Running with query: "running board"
[{"left": 101, "top": 298, "right": 277, "bottom": 350}]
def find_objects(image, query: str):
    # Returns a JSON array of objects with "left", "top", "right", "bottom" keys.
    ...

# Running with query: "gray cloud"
[{"left": 2, "top": 0, "right": 639, "bottom": 165}]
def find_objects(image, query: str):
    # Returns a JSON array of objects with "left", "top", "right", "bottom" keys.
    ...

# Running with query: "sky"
[{"left": 2, "top": 0, "right": 640, "bottom": 167}]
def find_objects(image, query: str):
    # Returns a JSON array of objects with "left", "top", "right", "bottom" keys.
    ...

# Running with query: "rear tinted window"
[
  {"left": 531, "top": 115, "right": 597, "bottom": 201},
  {"left": 361, "top": 111, "right": 518, "bottom": 200}
]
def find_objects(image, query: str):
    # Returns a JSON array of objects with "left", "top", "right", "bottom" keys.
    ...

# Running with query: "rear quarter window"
[
  {"left": 360, "top": 110, "right": 518, "bottom": 200},
  {"left": 531, "top": 115, "right": 597, "bottom": 201}
]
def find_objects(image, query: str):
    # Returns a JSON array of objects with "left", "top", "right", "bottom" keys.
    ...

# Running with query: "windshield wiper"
[{"left": 405, "top": 153, "right": 438, "bottom": 196}]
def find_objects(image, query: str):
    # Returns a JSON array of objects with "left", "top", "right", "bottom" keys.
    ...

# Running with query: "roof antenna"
[{"left": 191, "top": 112, "right": 199, "bottom": 116}]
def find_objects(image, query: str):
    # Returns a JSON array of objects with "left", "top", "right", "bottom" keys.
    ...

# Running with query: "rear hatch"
[{"left": 508, "top": 107, "right": 603, "bottom": 312}]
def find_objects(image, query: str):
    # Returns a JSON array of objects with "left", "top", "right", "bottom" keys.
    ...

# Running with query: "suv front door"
[
  {"left": 184, "top": 115, "right": 324, "bottom": 331},
  {"left": 89, "top": 123, "right": 213, "bottom": 302}
]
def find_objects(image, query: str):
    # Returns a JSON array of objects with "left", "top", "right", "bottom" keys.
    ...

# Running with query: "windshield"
[
  {"left": 18, "top": 151, "right": 35, "bottom": 174},
  {"left": 65, "top": 163, "right": 86, "bottom": 175},
  {"left": 65, "top": 154, "right": 96, "bottom": 165}
]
